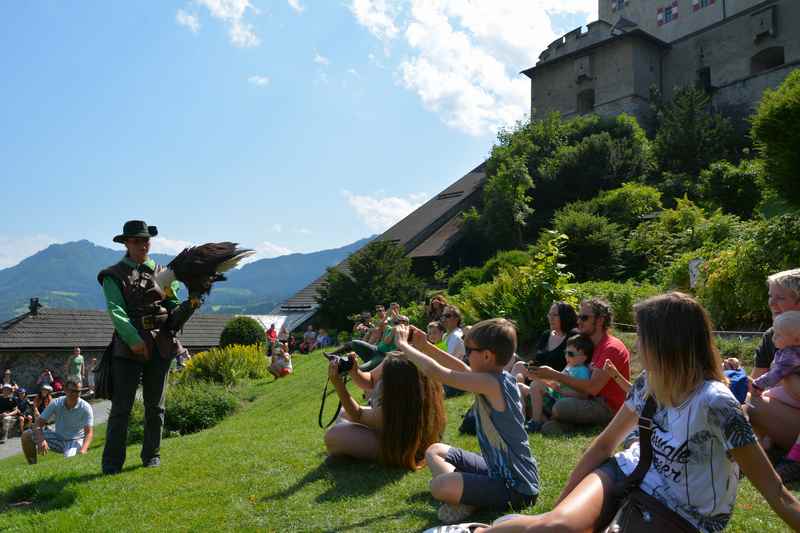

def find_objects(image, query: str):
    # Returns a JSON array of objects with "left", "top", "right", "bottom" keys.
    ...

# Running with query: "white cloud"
[
  {"left": 195, "top": 0, "right": 261, "bottom": 47},
  {"left": 255, "top": 241, "right": 293, "bottom": 259},
  {"left": 314, "top": 51, "right": 330, "bottom": 66},
  {"left": 150, "top": 237, "right": 194, "bottom": 256},
  {"left": 0, "top": 235, "right": 60, "bottom": 269},
  {"left": 350, "top": 0, "right": 400, "bottom": 41},
  {"left": 248, "top": 75, "right": 271, "bottom": 86},
  {"left": 341, "top": 190, "right": 428, "bottom": 233},
  {"left": 288, "top": 0, "right": 305, "bottom": 14},
  {"left": 348, "top": 0, "right": 596, "bottom": 135},
  {"left": 176, "top": 9, "right": 201, "bottom": 33}
]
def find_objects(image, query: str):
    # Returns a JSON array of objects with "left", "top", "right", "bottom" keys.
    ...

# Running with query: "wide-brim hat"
[
  {"left": 40, "top": 384, "right": 53, "bottom": 392},
  {"left": 113, "top": 220, "right": 158, "bottom": 243}
]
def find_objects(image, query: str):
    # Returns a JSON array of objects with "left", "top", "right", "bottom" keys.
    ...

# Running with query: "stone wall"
[{"left": 0, "top": 349, "right": 105, "bottom": 391}]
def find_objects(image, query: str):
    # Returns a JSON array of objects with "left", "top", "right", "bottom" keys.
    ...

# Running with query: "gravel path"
[{"left": 0, "top": 399, "right": 111, "bottom": 461}]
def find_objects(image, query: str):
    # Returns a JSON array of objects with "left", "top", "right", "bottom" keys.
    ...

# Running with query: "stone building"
[{"left": 523, "top": 0, "right": 799, "bottom": 127}]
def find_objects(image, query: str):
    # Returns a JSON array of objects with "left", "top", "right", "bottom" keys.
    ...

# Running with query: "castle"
[{"left": 523, "top": 0, "right": 799, "bottom": 126}]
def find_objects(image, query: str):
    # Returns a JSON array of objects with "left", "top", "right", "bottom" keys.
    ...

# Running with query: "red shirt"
[
  {"left": 591, "top": 333, "right": 630, "bottom": 412},
  {"left": 267, "top": 329, "right": 277, "bottom": 343}
]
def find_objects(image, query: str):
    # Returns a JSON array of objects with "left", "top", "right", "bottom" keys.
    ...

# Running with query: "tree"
[
  {"left": 751, "top": 69, "right": 800, "bottom": 207},
  {"left": 699, "top": 160, "right": 763, "bottom": 219},
  {"left": 548, "top": 209, "right": 623, "bottom": 281},
  {"left": 315, "top": 241, "right": 425, "bottom": 330},
  {"left": 219, "top": 316, "right": 264, "bottom": 347},
  {"left": 652, "top": 87, "right": 735, "bottom": 178},
  {"left": 480, "top": 156, "right": 534, "bottom": 250}
]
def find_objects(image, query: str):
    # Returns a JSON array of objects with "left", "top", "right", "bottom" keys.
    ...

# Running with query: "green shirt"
[
  {"left": 67, "top": 355, "right": 84, "bottom": 377},
  {"left": 102, "top": 257, "right": 181, "bottom": 348}
]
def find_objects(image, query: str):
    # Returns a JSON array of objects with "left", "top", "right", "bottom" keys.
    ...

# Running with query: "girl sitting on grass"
[
  {"left": 324, "top": 353, "right": 446, "bottom": 470},
  {"left": 474, "top": 292, "right": 800, "bottom": 533}
]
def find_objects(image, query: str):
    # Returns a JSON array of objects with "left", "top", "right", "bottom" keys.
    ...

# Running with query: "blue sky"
[{"left": 0, "top": 0, "right": 595, "bottom": 268}]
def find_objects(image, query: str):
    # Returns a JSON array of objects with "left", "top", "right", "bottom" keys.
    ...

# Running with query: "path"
[{"left": 0, "top": 399, "right": 111, "bottom": 461}]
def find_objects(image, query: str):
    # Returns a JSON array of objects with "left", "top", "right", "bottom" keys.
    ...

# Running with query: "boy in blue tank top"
[{"left": 394, "top": 319, "right": 540, "bottom": 524}]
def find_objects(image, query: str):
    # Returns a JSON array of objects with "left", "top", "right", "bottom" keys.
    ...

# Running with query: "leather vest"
[{"left": 98, "top": 260, "right": 183, "bottom": 361}]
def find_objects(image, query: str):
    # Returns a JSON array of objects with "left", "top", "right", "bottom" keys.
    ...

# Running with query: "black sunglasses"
[
  {"left": 465, "top": 346, "right": 483, "bottom": 356},
  {"left": 577, "top": 314, "right": 593, "bottom": 321},
  {"left": 565, "top": 350, "right": 579, "bottom": 357}
]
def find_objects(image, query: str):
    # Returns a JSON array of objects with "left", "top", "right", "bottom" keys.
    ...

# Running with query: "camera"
[{"left": 324, "top": 352, "right": 354, "bottom": 375}]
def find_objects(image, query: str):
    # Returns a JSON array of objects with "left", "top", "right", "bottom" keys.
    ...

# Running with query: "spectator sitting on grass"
[
  {"left": 531, "top": 301, "right": 578, "bottom": 371},
  {"left": 33, "top": 384, "right": 53, "bottom": 421},
  {"left": 2, "top": 368, "right": 18, "bottom": 392},
  {"left": 394, "top": 320, "right": 540, "bottom": 524},
  {"left": 476, "top": 293, "right": 800, "bottom": 533},
  {"left": 1, "top": 383, "right": 20, "bottom": 443},
  {"left": 278, "top": 324, "right": 290, "bottom": 343},
  {"left": 324, "top": 353, "right": 445, "bottom": 470},
  {"left": 427, "top": 294, "right": 448, "bottom": 322},
  {"left": 21, "top": 378, "right": 94, "bottom": 464},
  {"left": 528, "top": 298, "right": 630, "bottom": 436},
  {"left": 441, "top": 306, "right": 466, "bottom": 398},
  {"left": 316, "top": 328, "right": 333, "bottom": 348},
  {"left": 301, "top": 325, "right": 317, "bottom": 352},
  {"left": 520, "top": 334, "right": 593, "bottom": 433},
  {"left": 427, "top": 321, "right": 447, "bottom": 351},
  {"left": 268, "top": 343, "right": 293, "bottom": 379},
  {"left": 15, "top": 387, "right": 35, "bottom": 436}
]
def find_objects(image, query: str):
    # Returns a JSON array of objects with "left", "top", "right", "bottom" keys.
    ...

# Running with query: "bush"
[
  {"left": 569, "top": 280, "right": 661, "bottom": 326},
  {"left": 127, "top": 400, "right": 146, "bottom": 445},
  {"left": 182, "top": 344, "right": 268, "bottom": 386},
  {"left": 400, "top": 301, "right": 429, "bottom": 329},
  {"left": 454, "top": 234, "right": 574, "bottom": 345},
  {"left": 220, "top": 316, "right": 264, "bottom": 347},
  {"left": 751, "top": 69, "right": 800, "bottom": 207},
  {"left": 164, "top": 381, "right": 238, "bottom": 436},
  {"left": 479, "top": 249, "right": 533, "bottom": 283},
  {"left": 716, "top": 336, "right": 761, "bottom": 368},
  {"left": 699, "top": 160, "right": 763, "bottom": 219},
  {"left": 697, "top": 214, "right": 800, "bottom": 329},
  {"left": 549, "top": 209, "right": 623, "bottom": 281},
  {"left": 586, "top": 182, "right": 663, "bottom": 229},
  {"left": 448, "top": 266, "right": 483, "bottom": 295}
]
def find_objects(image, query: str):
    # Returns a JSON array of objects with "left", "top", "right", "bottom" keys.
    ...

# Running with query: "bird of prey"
[{"left": 154, "top": 242, "right": 255, "bottom": 306}]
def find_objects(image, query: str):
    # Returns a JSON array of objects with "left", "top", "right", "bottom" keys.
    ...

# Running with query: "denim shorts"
[{"left": 445, "top": 447, "right": 537, "bottom": 511}]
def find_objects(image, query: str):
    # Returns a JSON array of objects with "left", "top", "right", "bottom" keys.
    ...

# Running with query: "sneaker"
[
  {"left": 143, "top": 457, "right": 161, "bottom": 468},
  {"left": 422, "top": 523, "right": 490, "bottom": 533},
  {"left": 525, "top": 419, "right": 544, "bottom": 433},
  {"left": 437, "top": 503, "right": 475, "bottom": 524},
  {"left": 776, "top": 459, "right": 800, "bottom": 485}
]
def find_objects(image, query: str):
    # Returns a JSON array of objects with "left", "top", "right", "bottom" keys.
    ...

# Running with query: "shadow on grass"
[
  {"left": 0, "top": 465, "right": 139, "bottom": 514},
  {"left": 319, "top": 505, "right": 437, "bottom": 533},
  {"left": 262, "top": 458, "right": 407, "bottom": 504}
]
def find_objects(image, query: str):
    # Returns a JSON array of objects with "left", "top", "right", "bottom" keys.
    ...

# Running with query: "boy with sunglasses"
[
  {"left": 522, "top": 334, "right": 593, "bottom": 432},
  {"left": 394, "top": 319, "right": 540, "bottom": 524}
]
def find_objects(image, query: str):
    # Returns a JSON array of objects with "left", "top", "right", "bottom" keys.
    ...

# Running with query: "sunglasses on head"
[{"left": 577, "top": 314, "right": 593, "bottom": 321}]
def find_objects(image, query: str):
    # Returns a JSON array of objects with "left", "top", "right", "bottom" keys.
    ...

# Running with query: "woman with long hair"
[
  {"left": 324, "top": 354, "right": 446, "bottom": 470},
  {"left": 531, "top": 301, "right": 578, "bottom": 371},
  {"left": 473, "top": 292, "right": 800, "bottom": 532}
]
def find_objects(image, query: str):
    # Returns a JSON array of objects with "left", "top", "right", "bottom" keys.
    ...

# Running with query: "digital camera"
[{"left": 323, "top": 352, "right": 354, "bottom": 375}]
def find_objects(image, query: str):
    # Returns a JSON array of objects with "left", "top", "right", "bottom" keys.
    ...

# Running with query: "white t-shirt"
[
  {"left": 445, "top": 327, "right": 465, "bottom": 360},
  {"left": 615, "top": 373, "right": 757, "bottom": 533}
]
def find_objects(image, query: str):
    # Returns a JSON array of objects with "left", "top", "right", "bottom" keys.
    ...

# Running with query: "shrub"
[
  {"left": 751, "top": 69, "right": 800, "bottom": 207},
  {"left": 697, "top": 214, "right": 800, "bottom": 329},
  {"left": 569, "top": 280, "right": 661, "bottom": 326},
  {"left": 400, "top": 301, "right": 428, "bottom": 329},
  {"left": 182, "top": 344, "right": 268, "bottom": 386},
  {"left": 699, "top": 160, "right": 763, "bottom": 219},
  {"left": 454, "top": 234, "right": 574, "bottom": 345},
  {"left": 587, "top": 182, "right": 663, "bottom": 229},
  {"left": 448, "top": 266, "right": 483, "bottom": 295},
  {"left": 220, "top": 316, "right": 265, "bottom": 347},
  {"left": 716, "top": 336, "right": 761, "bottom": 369},
  {"left": 479, "top": 249, "right": 533, "bottom": 283},
  {"left": 549, "top": 209, "right": 623, "bottom": 281},
  {"left": 164, "top": 381, "right": 238, "bottom": 436},
  {"left": 127, "top": 400, "right": 145, "bottom": 445}
]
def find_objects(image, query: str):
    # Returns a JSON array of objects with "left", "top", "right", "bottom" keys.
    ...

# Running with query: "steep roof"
[
  {"left": 275, "top": 162, "right": 486, "bottom": 315},
  {"left": 0, "top": 308, "right": 235, "bottom": 352}
]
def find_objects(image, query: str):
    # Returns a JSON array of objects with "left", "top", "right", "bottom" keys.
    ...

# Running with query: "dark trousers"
[{"left": 102, "top": 355, "right": 171, "bottom": 471}]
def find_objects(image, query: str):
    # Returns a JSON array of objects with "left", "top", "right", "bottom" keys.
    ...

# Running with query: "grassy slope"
[{"left": 0, "top": 349, "right": 793, "bottom": 532}]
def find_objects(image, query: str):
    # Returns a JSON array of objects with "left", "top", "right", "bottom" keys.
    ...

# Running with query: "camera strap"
[{"left": 318, "top": 376, "right": 344, "bottom": 429}]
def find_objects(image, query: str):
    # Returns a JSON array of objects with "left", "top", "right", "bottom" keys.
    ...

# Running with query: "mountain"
[{"left": 0, "top": 237, "right": 372, "bottom": 322}]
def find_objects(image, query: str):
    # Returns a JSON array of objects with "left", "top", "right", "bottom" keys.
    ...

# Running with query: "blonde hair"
[
  {"left": 768, "top": 269, "right": 800, "bottom": 299},
  {"left": 635, "top": 292, "right": 724, "bottom": 407}
]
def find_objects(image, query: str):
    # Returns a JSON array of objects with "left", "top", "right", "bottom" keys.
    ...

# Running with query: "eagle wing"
[{"left": 162, "top": 242, "right": 255, "bottom": 295}]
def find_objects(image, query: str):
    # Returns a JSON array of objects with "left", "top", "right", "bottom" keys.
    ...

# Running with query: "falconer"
[{"left": 97, "top": 220, "right": 199, "bottom": 474}]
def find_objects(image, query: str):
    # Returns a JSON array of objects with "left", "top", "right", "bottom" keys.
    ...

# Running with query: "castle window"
[
  {"left": 750, "top": 47, "right": 785, "bottom": 75},
  {"left": 658, "top": 2, "right": 679, "bottom": 25},
  {"left": 693, "top": 0, "right": 715, "bottom": 11},
  {"left": 577, "top": 89, "right": 595, "bottom": 114}
]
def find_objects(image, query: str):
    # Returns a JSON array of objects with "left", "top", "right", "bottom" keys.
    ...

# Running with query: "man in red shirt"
[{"left": 529, "top": 298, "right": 630, "bottom": 435}]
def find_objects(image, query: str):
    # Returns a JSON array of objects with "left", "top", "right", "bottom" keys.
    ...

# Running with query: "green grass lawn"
[{"left": 0, "top": 349, "right": 794, "bottom": 532}]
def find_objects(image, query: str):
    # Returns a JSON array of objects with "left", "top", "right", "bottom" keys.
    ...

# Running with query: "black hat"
[{"left": 113, "top": 220, "right": 158, "bottom": 244}]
